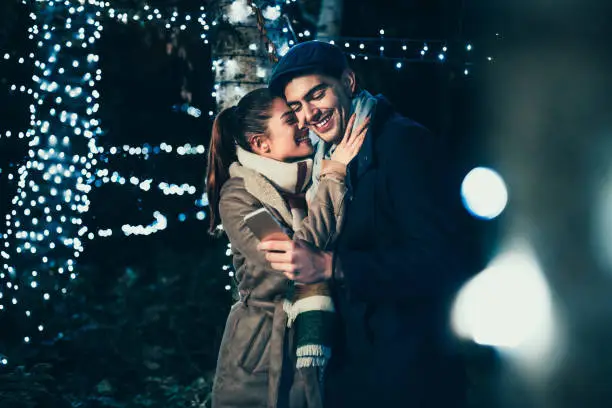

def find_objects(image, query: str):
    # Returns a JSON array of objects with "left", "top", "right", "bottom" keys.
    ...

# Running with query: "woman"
[{"left": 206, "top": 88, "right": 366, "bottom": 408}]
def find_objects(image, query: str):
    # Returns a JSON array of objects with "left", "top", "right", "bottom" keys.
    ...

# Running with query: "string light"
[
  {"left": 105, "top": 3, "right": 209, "bottom": 43},
  {"left": 316, "top": 36, "right": 493, "bottom": 70},
  {"left": 99, "top": 142, "right": 206, "bottom": 158},
  {"left": 121, "top": 211, "right": 167, "bottom": 236}
]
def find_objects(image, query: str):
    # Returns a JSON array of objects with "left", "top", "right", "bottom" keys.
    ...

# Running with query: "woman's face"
[{"left": 262, "top": 98, "right": 313, "bottom": 162}]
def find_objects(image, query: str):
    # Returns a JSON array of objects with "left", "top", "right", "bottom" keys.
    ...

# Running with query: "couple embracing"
[{"left": 207, "top": 41, "right": 467, "bottom": 408}]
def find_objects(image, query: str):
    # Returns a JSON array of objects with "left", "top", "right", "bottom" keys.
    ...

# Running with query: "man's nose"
[{"left": 301, "top": 104, "right": 319, "bottom": 129}]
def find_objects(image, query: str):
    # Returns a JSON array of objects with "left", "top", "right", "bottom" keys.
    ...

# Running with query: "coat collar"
[
  {"left": 229, "top": 162, "right": 294, "bottom": 227},
  {"left": 351, "top": 94, "right": 395, "bottom": 177}
]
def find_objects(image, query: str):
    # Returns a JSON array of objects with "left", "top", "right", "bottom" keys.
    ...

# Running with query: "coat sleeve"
[
  {"left": 219, "top": 167, "right": 347, "bottom": 281},
  {"left": 334, "top": 126, "right": 463, "bottom": 302},
  {"left": 219, "top": 180, "right": 276, "bottom": 272},
  {"left": 293, "top": 161, "right": 348, "bottom": 250}
]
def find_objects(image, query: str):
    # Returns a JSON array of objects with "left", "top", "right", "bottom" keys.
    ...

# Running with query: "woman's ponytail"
[
  {"left": 205, "top": 88, "right": 276, "bottom": 235},
  {"left": 206, "top": 107, "right": 238, "bottom": 235}
]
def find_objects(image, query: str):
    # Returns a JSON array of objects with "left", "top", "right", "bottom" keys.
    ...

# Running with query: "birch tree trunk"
[
  {"left": 209, "top": 0, "right": 284, "bottom": 111},
  {"left": 209, "top": 0, "right": 344, "bottom": 112},
  {"left": 315, "top": 0, "right": 343, "bottom": 41}
]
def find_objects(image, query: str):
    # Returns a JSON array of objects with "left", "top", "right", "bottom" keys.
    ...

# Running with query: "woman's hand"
[{"left": 330, "top": 113, "right": 370, "bottom": 166}]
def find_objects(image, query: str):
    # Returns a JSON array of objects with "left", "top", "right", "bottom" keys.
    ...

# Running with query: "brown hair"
[{"left": 206, "top": 88, "right": 276, "bottom": 234}]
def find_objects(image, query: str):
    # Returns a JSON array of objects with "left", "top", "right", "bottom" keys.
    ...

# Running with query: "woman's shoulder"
[
  {"left": 220, "top": 175, "right": 246, "bottom": 194},
  {"left": 220, "top": 176, "right": 258, "bottom": 206},
  {"left": 218, "top": 176, "right": 263, "bottom": 231}
]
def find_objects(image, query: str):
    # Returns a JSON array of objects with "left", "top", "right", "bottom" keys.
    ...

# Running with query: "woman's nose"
[
  {"left": 298, "top": 114, "right": 308, "bottom": 130},
  {"left": 297, "top": 110, "right": 309, "bottom": 130}
]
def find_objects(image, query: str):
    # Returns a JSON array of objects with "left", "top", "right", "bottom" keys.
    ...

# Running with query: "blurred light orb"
[
  {"left": 451, "top": 243, "right": 554, "bottom": 350},
  {"left": 461, "top": 167, "right": 508, "bottom": 219}
]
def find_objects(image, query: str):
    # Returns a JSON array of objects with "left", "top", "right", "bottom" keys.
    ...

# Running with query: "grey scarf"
[{"left": 307, "top": 90, "right": 378, "bottom": 201}]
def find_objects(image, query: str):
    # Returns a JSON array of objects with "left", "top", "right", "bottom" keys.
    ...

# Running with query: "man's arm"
[{"left": 258, "top": 239, "right": 333, "bottom": 283}]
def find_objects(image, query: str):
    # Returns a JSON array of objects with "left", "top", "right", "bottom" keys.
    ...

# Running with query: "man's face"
[{"left": 283, "top": 72, "right": 354, "bottom": 144}]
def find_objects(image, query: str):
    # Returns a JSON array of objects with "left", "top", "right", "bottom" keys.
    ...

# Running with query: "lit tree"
[{"left": 0, "top": 0, "right": 104, "bottom": 353}]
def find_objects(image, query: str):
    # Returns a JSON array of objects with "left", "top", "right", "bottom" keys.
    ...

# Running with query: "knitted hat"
[{"left": 269, "top": 41, "right": 348, "bottom": 96}]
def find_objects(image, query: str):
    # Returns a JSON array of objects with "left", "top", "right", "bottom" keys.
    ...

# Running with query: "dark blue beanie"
[{"left": 269, "top": 41, "right": 348, "bottom": 96}]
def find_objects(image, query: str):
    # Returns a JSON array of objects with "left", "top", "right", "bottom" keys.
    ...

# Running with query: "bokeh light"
[{"left": 461, "top": 166, "right": 508, "bottom": 220}]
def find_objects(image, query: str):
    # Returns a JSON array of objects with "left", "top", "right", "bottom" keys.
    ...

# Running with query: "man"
[{"left": 259, "top": 41, "right": 468, "bottom": 408}]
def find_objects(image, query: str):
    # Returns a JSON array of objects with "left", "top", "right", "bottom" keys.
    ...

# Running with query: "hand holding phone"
[{"left": 244, "top": 208, "right": 290, "bottom": 242}]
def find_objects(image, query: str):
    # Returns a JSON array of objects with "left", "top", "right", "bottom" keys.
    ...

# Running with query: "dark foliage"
[{"left": 2, "top": 242, "right": 231, "bottom": 408}]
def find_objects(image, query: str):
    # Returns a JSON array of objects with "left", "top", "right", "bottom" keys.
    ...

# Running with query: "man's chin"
[{"left": 313, "top": 129, "right": 340, "bottom": 144}]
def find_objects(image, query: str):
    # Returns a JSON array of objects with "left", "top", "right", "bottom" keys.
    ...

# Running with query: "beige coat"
[{"left": 212, "top": 160, "right": 347, "bottom": 408}]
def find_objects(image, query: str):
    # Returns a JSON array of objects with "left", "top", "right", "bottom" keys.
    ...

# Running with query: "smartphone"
[{"left": 244, "top": 208, "right": 290, "bottom": 242}]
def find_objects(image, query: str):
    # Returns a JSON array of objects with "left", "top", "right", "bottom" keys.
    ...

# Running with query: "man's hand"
[{"left": 257, "top": 240, "right": 333, "bottom": 284}]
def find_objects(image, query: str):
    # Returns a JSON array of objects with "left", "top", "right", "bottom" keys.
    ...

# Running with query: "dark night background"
[{"left": 0, "top": 0, "right": 561, "bottom": 406}]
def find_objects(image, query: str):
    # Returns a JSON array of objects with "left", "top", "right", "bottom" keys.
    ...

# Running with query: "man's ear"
[
  {"left": 248, "top": 134, "right": 270, "bottom": 154},
  {"left": 341, "top": 69, "right": 357, "bottom": 95}
]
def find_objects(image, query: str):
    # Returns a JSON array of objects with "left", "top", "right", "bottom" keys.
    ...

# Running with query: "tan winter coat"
[{"left": 211, "top": 160, "right": 347, "bottom": 408}]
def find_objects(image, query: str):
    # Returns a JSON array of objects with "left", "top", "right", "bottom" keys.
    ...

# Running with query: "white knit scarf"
[{"left": 236, "top": 146, "right": 313, "bottom": 229}]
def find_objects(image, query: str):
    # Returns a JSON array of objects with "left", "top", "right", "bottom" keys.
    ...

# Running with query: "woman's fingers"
[
  {"left": 329, "top": 114, "right": 371, "bottom": 165},
  {"left": 341, "top": 113, "right": 357, "bottom": 145},
  {"left": 350, "top": 131, "right": 366, "bottom": 151},
  {"left": 345, "top": 122, "right": 368, "bottom": 152},
  {"left": 258, "top": 240, "right": 293, "bottom": 252},
  {"left": 344, "top": 116, "right": 370, "bottom": 150},
  {"left": 270, "top": 263, "right": 299, "bottom": 280},
  {"left": 352, "top": 117, "right": 370, "bottom": 140},
  {"left": 270, "top": 262, "right": 293, "bottom": 273},
  {"left": 265, "top": 251, "right": 293, "bottom": 264}
]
